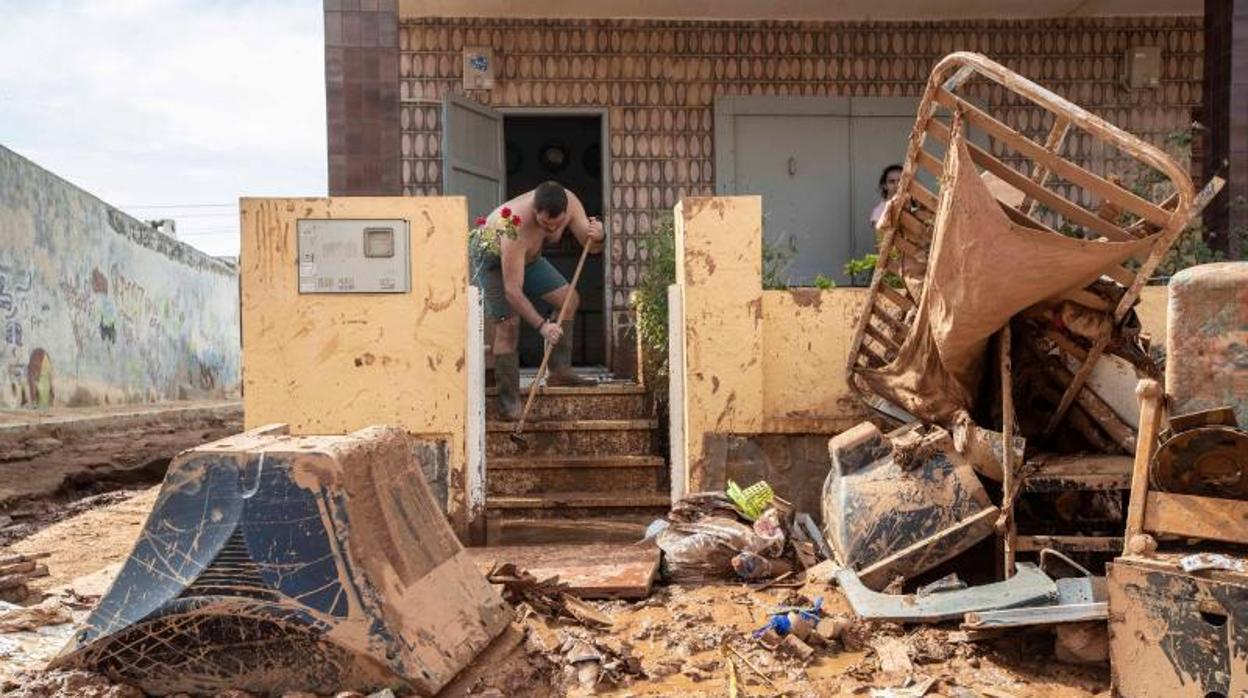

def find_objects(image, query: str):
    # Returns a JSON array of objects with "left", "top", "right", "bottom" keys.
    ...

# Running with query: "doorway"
[{"left": 503, "top": 114, "right": 607, "bottom": 369}]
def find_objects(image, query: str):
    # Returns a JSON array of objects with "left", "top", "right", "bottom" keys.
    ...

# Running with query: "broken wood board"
[{"left": 469, "top": 544, "right": 660, "bottom": 599}]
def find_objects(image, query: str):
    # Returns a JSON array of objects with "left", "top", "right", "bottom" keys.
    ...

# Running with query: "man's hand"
[
  {"left": 539, "top": 320, "right": 564, "bottom": 345},
  {"left": 586, "top": 217, "right": 605, "bottom": 253}
]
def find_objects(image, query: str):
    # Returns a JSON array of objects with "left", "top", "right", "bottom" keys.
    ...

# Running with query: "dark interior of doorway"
[{"left": 504, "top": 115, "right": 605, "bottom": 368}]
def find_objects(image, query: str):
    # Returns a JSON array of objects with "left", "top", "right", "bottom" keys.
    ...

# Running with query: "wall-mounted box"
[{"left": 296, "top": 218, "right": 410, "bottom": 293}]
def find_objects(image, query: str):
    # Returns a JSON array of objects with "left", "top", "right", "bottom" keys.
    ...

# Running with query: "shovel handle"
[{"left": 513, "top": 239, "right": 594, "bottom": 436}]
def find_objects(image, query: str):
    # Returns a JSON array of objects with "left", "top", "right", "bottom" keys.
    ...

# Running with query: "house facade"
[{"left": 324, "top": 0, "right": 1225, "bottom": 378}]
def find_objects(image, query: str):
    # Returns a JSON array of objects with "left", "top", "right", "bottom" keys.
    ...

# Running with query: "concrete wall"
[
  {"left": 0, "top": 146, "right": 240, "bottom": 410},
  {"left": 240, "top": 196, "right": 474, "bottom": 536},
  {"left": 671, "top": 195, "right": 1172, "bottom": 494}
]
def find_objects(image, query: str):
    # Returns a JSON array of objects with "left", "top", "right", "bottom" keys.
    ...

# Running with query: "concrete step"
[
  {"left": 484, "top": 384, "right": 650, "bottom": 421},
  {"left": 485, "top": 419, "right": 657, "bottom": 457},
  {"left": 485, "top": 491, "right": 670, "bottom": 522},
  {"left": 487, "top": 455, "right": 667, "bottom": 495},
  {"left": 485, "top": 516, "right": 656, "bottom": 546}
]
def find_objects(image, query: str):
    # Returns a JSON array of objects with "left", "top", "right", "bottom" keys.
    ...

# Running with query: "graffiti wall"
[{"left": 0, "top": 145, "right": 240, "bottom": 409}]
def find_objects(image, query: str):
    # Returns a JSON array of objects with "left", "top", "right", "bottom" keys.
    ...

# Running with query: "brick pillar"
[
  {"left": 1203, "top": 0, "right": 1248, "bottom": 256},
  {"left": 324, "top": 0, "right": 401, "bottom": 196}
]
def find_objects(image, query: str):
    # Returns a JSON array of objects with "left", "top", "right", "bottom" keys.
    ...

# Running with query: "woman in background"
[{"left": 869, "top": 164, "right": 903, "bottom": 228}]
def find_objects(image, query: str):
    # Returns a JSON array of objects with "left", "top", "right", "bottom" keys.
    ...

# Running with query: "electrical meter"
[{"left": 296, "top": 219, "right": 410, "bottom": 293}]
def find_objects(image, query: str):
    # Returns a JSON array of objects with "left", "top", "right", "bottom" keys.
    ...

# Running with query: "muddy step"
[
  {"left": 486, "top": 492, "right": 670, "bottom": 522},
  {"left": 487, "top": 455, "right": 668, "bottom": 495},
  {"left": 485, "top": 516, "right": 657, "bottom": 546},
  {"left": 484, "top": 384, "right": 650, "bottom": 421},
  {"left": 485, "top": 419, "right": 657, "bottom": 457}
]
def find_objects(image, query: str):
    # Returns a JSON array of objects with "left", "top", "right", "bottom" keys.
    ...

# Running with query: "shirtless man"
[{"left": 473, "top": 181, "right": 605, "bottom": 419}]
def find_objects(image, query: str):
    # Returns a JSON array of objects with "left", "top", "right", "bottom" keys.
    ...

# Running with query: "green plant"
[
  {"left": 631, "top": 212, "right": 677, "bottom": 387},
  {"left": 843, "top": 252, "right": 903, "bottom": 288},
  {"left": 762, "top": 235, "right": 796, "bottom": 290},
  {"left": 813, "top": 274, "right": 836, "bottom": 289}
]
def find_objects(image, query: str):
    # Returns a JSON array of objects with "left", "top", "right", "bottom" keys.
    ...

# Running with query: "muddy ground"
[{"left": 0, "top": 486, "right": 1111, "bottom": 697}]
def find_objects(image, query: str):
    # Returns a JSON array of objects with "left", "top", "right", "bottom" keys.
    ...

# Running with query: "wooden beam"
[
  {"left": 1124, "top": 379, "right": 1163, "bottom": 554},
  {"left": 926, "top": 118, "right": 1136, "bottom": 243},
  {"left": 1023, "top": 116, "right": 1072, "bottom": 216},
  {"left": 1014, "top": 535, "right": 1124, "bottom": 553},
  {"left": 999, "top": 325, "right": 1017, "bottom": 578},
  {"left": 932, "top": 89, "right": 1173, "bottom": 229},
  {"left": 864, "top": 322, "right": 901, "bottom": 354},
  {"left": 1042, "top": 332, "right": 1111, "bottom": 440},
  {"left": 1143, "top": 492, "right": 1248, "bottom": 546}
]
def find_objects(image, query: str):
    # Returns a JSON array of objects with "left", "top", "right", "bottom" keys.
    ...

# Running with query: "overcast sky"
[{"left": 0, "top": 0, "right": 326, "bottom": 257}]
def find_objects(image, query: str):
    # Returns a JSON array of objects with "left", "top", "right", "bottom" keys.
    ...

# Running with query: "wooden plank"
[
  {"left": 872, "top": 305, "right": 909, "bottom": 335},
  {"left": 1143, "top": 492, "right": 1248, "bottom": 546},
  {"left": 1022, "top": 455, "right": 1133, "bottom": 492},
  {"left": 926, "top": 118, "right": 1135, "bottom": 243},
  {"left": 878, "top": 282, "right": 915, "bottom": 313},
  {"left": 468, "top": 544, "right": 659, "bottom": 599},
  {"left": 1042, "top": 333, "right": 1111, "bottom": 440},
  {"left": 859, "top": 342, "right": 890, "bottom": 369},
  {"left": 1124, "top": 380, "right": 1163, "bottom": 554},
  {"left": 1045, "top": 330, "right": 1089, "bottom": 362},
  {"left": 908, "top": 179, "right": 939, "bottom": 211},
  {"left": 864, "top": 322, "right": 901, "bottom": 354},
  {"left": 931, "top": 89, "right": 1173, "bottom": 229},
  {"left": 898, "top": 209, "right": 932, "bottom": 240},
  {"left": 999, "top": 325, "right": 1017, "bottom": 578},
  {"left": 1014, "top": 535, "right": 1123, "bottom": 553}
]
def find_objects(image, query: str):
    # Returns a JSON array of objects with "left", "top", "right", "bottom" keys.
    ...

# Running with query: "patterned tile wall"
[{"left": 396, "top": 16, "right": 1203, "bottom": 332}]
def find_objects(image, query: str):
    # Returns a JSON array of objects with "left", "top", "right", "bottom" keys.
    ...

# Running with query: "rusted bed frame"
[{"left": 844, "top": 52, "right": 1212, "bottom": 570}]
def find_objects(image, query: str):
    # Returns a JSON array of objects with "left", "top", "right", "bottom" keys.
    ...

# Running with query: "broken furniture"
[
  {"left": 1110, "top": 262, "right": 1248, "bottom": 697},
  {"left": 51, "top": 425, "right": 511, "bottom": 696},
  {"left": 822, "top": 422, "right": 997, "bottom": 590},
  {"left": 832, "top": 50, "right": 1216, "bottom": 585},
  {"left": 1108, "top": 553, "right": 1248, "bottom": 697}
]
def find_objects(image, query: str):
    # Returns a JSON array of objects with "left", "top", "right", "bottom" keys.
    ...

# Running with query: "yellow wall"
[
  {"left": 761, "top": 289, "right": 870, "bottom": 433},
  {"left": 674, "top": 197, "right": 868, "bottom": 491},
  {"left": 673, "top": 197, "right": 1171, "bottom": 493},
  {"left": 240, "top": 197, "right": 472, "bottom": 534}
]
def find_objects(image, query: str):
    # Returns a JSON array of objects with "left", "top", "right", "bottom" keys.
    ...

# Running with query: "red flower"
[
  {"left": 511, "top": 214, "right": 521, "bottom": 226},
  {"left": 500, "top": 206, "right": 512, "bottom": 218},
  {"left": 474, "top": 216, "right": 487, "bottom": 226}
]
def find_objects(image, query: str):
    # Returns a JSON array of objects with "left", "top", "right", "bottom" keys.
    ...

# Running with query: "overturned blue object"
[{"left": 51, "top": 425, "right": 510, "bottom": 696}]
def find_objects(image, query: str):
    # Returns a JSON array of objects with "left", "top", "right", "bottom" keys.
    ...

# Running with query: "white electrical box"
[{"left": 296, "top": 219, "right": 410, "bottom": 294}]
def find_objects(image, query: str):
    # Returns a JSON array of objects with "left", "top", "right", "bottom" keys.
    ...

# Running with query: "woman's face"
[{"left": 883, "top": 169, "right": 902, "bottom": 199}]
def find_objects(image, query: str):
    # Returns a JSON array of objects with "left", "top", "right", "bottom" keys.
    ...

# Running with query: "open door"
[
  {"left": 443, "top": 94, "right": 502, "bottom": 544},
  {"left": 442, "top": 94, "right": 504, "bottom": 222}
]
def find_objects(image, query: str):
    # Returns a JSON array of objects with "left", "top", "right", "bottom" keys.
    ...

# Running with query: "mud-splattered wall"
[{"left": 0, "top": 146, "right": 240, "bottom": 409}]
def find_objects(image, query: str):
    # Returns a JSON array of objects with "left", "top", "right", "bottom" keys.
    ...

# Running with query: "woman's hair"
[{"left": 878, "top": 164, "right": 903, "bottom": 198}]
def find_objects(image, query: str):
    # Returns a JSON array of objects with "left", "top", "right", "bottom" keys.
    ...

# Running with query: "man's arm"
[
  {"left": 500, "top": 238, "right": 548, "bottom": 331},
  {"left": 563, "top": 192, "right": 605, "bottom": 252}
]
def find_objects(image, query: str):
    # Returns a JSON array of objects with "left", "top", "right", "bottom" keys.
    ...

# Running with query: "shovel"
[{"left": 509, "top": 230, "right": 595, "bottom": 451}]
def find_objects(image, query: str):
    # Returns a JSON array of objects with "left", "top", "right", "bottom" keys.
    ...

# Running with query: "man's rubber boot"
[
  {"left": 547, "top": 319, "right": 594, "bottom": 387},
  {"left": 494, "top": 352, "right": 522, "bottom": 420}
]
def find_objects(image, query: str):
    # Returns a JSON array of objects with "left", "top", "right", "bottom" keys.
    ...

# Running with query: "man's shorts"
[{"left": 472, "top": 254, "right": 568, "bottom": 319}]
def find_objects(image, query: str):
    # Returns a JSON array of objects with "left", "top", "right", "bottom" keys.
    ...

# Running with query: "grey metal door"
[
  {"left": 442, "top": 94, "right": 504, "bottom": 222},
  {"left": 733, "top": 112, "right": 851, "bottom": 286}
]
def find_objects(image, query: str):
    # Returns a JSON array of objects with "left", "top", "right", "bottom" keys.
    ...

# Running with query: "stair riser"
[
  {"left": 488, "top": 466, "right": 667, "bottom": 496},
  {"left": 485, "top": 393, "right": 649, "bottom": 421},
  {"left": 486, "top": 516, "right": 655, "bottom": 545},
  {"left": 486, "top": 429, "right": 654, "bottom": 457},
  {"left": 486, "top": 505, "right": 670, "bottom": 521}
]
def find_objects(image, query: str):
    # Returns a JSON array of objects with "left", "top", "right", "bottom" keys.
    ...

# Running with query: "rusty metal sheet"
[
  {"left": 1108, "top": 554, "right": 1248, "bottom": 698},
  {"left": 468, "top": 544, "right": 659, "bottom": 600},
  {"left": 51, "top": 425, "right": 510, "bottom": 696}
]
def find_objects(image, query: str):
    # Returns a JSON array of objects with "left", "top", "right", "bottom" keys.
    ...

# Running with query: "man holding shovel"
[{"left": 472, "top": 181, "right": 605, "bottom": 420}]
